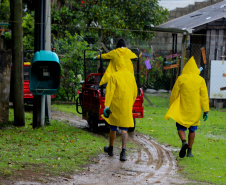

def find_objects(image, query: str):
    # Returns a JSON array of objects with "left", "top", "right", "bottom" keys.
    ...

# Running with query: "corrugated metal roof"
[{"left": 158, "top": 0, "right": 226, "bottom": 32}]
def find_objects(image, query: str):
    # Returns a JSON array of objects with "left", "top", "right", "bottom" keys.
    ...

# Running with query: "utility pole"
[
  {"left": 33, "top": 0, "right": 46, "bottom": 128},
  {"left": 45, "top": 0, "right": 51, "bottom": 124},
  {"left": 10, "top": 0, "right": 25, "bottom": 126},
  {"left": 33, "top": 0, "right": 52, "bottom": 128}
]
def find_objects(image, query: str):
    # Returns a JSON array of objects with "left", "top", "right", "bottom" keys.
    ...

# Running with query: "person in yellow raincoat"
[
  {"left": 165, "top": 56, "right": 209, "bottom": 158},
  {"left": 101, "top": 54, "right": 138, "bottom": 161},
  {"left": 95, "top": 39, "right": 137, "bottom": 86}
]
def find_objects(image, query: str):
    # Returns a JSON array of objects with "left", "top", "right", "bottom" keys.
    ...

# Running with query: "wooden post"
[
  {"left": 97, "top": 26, "right": 101, "bottom": 70},
  {"left": 10, "top": 0, "right": 25, "bottom": 126},
  {"left": 201, "top": 47, "right": 207, "bottom": 64},
  {"left": 180, "top": 33, "right": 187, "bottom": 75}
]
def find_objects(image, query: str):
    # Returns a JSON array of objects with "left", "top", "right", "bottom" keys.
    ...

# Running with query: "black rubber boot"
[
  {"left": 104, "top": 146, "right": 113, "bottom": 156},
  {"left": 120, "top": 149, "right": 127, "bottom": 161},
  {"left": 187, "top": 148, "right": 194, "bottom": 157},
  {"left": 179, "top": 142, "right": 188, "bottom": 158}
]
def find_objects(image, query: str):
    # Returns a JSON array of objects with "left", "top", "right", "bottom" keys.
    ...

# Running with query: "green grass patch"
[
  {"left": 1, "top": 109, "right": 107, "bottom": 179},
  {"left": 2, "top": 107, "right": 135, "bottom": 182},
  {"left": 51, "top": 103, "right": 81, "bottom": 117},
  {"left": 3, "top": 96, "right": 226, "bottom": 184},
  {"left": 136, "top": 93, "right": 226, "bottom": 185}
]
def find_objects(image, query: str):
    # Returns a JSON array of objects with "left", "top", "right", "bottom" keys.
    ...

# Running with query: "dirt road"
[{"left": 41, "top": 111, "right": 196, "bottom": 185}]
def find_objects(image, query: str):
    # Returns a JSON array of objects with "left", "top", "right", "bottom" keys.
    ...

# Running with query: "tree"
[
  {"left": 51, "top": 0, "right": 168, "bottom": 40},
  {"left": 22, "top": 11, "right": 35, "bottom": 51},
  {"left": 21, "top": 1, "right": 169, "bottom": 47},
  {"left": 51, "top": 3, "right": 79, "bottom": 39},
  {"left": 0, "top": 0, "right": 10, "bottom": 21},
  {"left": 23, "top": 0, "right": 35, "bottom": 12},
  {"left": 54, "top": 31, "right": 90, "bottom": 101},
  {"left": 13, "top": 0, "right": 169, "bottom": 102}
]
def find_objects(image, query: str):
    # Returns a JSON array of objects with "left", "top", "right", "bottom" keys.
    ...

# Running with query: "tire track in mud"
[
  {"left": 128, "top": 134, "right": 174, "bottom": 184},
  {"left": 49, "top": 112, "right": 192, "bottom": 185},
  {"left": 68, "top": 133, "right": 181, "bottom": 185}
]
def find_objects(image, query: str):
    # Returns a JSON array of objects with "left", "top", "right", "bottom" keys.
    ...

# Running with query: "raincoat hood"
[
  {"left": 182, "top": 56, "right": 200, "bottom": 75},
  {"left": 115, "top": 48, "right": 128, "bottom": 71},
  {"left": 96, "top": 47, "right": 137, "bottom": 86},
  {"left": 164, "top": 56, "right": 209, "bottom": 127},
  {"left": 115, "top": 47, "right": 137, "bottom": 59},
  {"left": 115, "top": 47, "right": 128, "bottom": 57}
]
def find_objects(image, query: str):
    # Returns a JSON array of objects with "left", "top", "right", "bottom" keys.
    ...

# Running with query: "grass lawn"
[
  {"left": 51, "top": 103, "right": 81, "bottom": 117},
  {"left": 136, "top": 93, "right": 226, "bottom": 185},
  {"left": 0, "top": 108, "right": 108, "bottom": 182},
  {"left": 1, "top": 96, "right": 225, "bottom": 184}
]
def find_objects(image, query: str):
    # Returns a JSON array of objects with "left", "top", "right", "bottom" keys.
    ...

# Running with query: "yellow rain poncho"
[
  {"left": 101, "top": 58, "right": 138, "bottom": 128},
  {"left": 164, "top": 56, "right": 209, "bottom": 128},
  {"left": 96, "top": 47, "right": 137, "bottom": 86}
]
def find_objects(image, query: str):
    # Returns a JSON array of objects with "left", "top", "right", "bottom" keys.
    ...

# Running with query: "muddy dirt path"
[{"left": 45, "top": 111, "right": 198, "bottom": 185}]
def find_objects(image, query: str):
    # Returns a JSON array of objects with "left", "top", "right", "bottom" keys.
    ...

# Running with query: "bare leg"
[
  {"left": 178, "top": 130, "right": 188, "bottom": 158},
  {"left": 109, "top": 130, "right": 116, "bottom": 146},
  {"left": 188, "top": 131, "right": 195, "bottom": 148},
  {"left": 120, "top": 130, "right": 128, "bottom": 161},
  {"left": 121, "top": 130, "right": 128, "bottom": 150},
  {"left": 178, "top": 130, "right": 186, "bottom": 141}
]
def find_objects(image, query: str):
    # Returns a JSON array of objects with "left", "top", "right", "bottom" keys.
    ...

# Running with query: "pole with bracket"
[
  {"left": 45, "top": 0, "right": 51, "bottom": 125},
  {"left": 33, "top": 0, "right": 46, "bottom": 128}
]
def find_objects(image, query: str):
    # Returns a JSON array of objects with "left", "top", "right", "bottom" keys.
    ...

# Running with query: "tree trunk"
[
  {"left": 0, "top": 50, "right": 11, "bottom": 126},
  {"left": 10, "top": 0, "right": 25, "bottom": 126}
]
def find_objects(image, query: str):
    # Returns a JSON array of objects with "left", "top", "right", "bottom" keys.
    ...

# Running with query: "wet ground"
[
  {"left": 50, "top": 111, "right": 194, "bottom": 185},
  {"left": 14, "top": 111, "right": 209, "bottom": 185}
]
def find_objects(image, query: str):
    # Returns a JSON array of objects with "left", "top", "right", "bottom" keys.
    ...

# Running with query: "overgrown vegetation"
[
  {"left": 22, "top": 12, "right": 35, "bottom": 51},
  {"left": 54, "top": 31, "right": 89, "bottom": 101},
  {"left": 0, "top": 0, "right": 10, "bottom": 21},
  {"left": 0, "top": 0, "right": 170, "bottom": 102}
]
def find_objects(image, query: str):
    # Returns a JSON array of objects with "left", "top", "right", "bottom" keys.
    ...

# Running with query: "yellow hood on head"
[
  {"left": 115, "top": 47, "right": 128, "bottom": 57},
  {"left": 115, "top": 47, "right": 137, "bottom": 59},
  {"left": 97, "top": 47, "right": 137, "bottom": 86},
  {"left": 164, "top": 56, "right": 209, "bottom": 128},
  {"left": 182, "top": 56, "right": 200, "bottom": 75},
  {"left": 114, "top": 48, "right": 127, "bottom": 71}
]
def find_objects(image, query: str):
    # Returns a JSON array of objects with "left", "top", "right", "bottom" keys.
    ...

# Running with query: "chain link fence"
[
  {"left": 53, "top": 28, "right": 226, "bottom": 106},
  {"left": 185, "top": 34, "right": 226, "bottom": 107},
  {"left": 66, "top": 31, "right": 184, "bottom": 92}
]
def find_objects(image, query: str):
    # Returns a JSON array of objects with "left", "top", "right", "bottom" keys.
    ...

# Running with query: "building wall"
[
  {"left": 206, "top": 29, "right": 226, "bottom": 61},
  {"left": 151, "top": 32, "right": 183, "bottom": 55}
]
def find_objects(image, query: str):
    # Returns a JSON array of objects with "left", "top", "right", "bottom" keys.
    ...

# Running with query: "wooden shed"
[
  {"left": 158, "top": 1, "right": 226, "bottom": 66},
  {"left": 158, "top": 1, "right": 226, "bottom": 104}
]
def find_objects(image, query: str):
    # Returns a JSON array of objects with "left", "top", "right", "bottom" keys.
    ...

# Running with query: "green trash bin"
[{"left": 29, "top": 50, "right": 61, "bottom": 95}]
